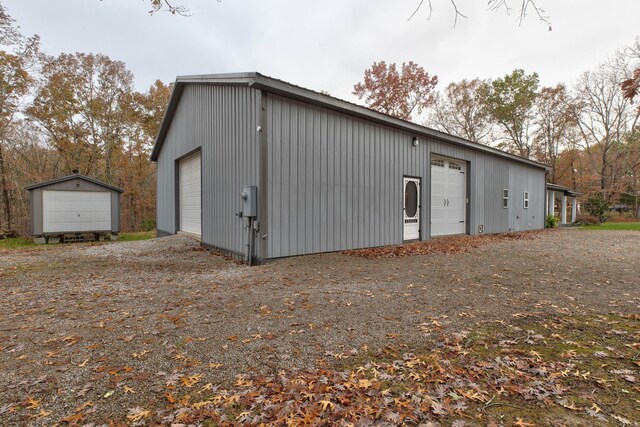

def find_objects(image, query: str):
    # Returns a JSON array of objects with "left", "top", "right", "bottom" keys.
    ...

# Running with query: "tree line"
[
  {"left": 353, "top": 45, "right": 640, "bottom": 218},
  {"left": 0, "top": 4, "right": 170, "bottom": 235}
]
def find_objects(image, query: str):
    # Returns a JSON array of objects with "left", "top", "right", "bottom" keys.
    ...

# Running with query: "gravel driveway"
[{"left": 1, "top": 229, "right": 638, "bottom": 424}]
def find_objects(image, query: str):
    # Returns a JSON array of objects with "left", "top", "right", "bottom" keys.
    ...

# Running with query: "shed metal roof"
[
  {"left": 150, "top": 72, "right": 551, "bottom": 171},
  {"left": 546, "top": 183, "right": 581, "bottom": 197},
  {"left": 25, "top": 174, "right": 124, "bottom": 193}
]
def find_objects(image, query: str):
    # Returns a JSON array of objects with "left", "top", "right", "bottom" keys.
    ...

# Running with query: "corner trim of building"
[{"left": 257, "top": 90, "right": 269, "bottom": 260}]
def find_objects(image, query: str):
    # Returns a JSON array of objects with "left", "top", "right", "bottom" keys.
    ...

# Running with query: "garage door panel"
[
  {"left": 179, "top": 152, "right": 202, "bottom": 236},
  {"left": 431, "top": 157, "right": 466, "bottom": 237},
  {"left": 430, "top": 159, "right": 447, "bottom": 224},
  {"left": 43, "top": 191, "right": 111, "bottom": 233}
]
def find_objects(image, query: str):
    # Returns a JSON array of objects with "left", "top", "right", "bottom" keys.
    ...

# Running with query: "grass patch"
[
  {"left": 0, "top": 230, "right": 156, "bottom": 250},
  {"left": 581, "top": 222, "right": 640, "bottom": 231},
  {"left": 118, "top": 230, "right": 156, "bottom": 241},
  {"left": 0, "top": 236, "right": 36, "bottom": 249}
]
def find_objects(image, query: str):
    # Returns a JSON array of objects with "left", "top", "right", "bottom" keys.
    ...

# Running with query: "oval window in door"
[{"left": 405, "top": 181, "right": 418, "bottom": 217}]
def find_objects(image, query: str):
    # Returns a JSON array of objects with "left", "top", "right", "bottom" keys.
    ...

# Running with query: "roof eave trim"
[
  {"left": 151, "top": 74, "right": 260, "bottom": 161},
  {"left": 248, "top": 77, "right": 550, "bottom": 171},
  {"left": 25, "top": 174, "right": 124, "bottom": 193},
  {"left": 150, "top": 82, "right": 185, "bottom": 161},
  {"left": 150, "top": 72, "right": 550, "bottom": 171}
]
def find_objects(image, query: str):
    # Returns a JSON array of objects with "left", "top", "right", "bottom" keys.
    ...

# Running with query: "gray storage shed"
[
  {"left": 26, "top": 174, "right": 123, "bottom": 241},
  {"left": 151, "top": 72, "right": 550, "bottom": 263}
]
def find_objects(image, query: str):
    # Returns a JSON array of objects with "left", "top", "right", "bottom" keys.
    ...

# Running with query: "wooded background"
[
  {"left": 0, "top": 5, "right": 170, "bottom": 235},
  {"left": 0, "top": 3, "right": 638, "bottom": 236},
  {"left": 353, "top": 55, "right": 640, "bottom": 220}
]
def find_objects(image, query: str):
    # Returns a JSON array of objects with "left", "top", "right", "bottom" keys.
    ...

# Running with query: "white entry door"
[
  {"left": 430, "top": 156, "right": 466, "bottom": 236},
  {"left": 403, "top": 177, "right": 420, "bottom": 240},
  {"left": 42, "top": 190, "right": 111, "bottom": 233},
  {"left": 179, "top": 152, "right": 202, "bottom": 236}
]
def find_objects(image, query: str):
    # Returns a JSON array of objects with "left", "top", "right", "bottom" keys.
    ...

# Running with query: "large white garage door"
[
  {"left": 43, "top": 191, "right": 111, "bottom": 233},
  {"left": 179, "top": 152, "right": 201, "bottom": 236},
  {"left": 431, "top": 156, "right": 466, "bottom": 237}
]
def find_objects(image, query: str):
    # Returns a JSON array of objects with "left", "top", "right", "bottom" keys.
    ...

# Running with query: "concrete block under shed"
[
  {"left": 47, "top": 236, "right": 60, "bottom": 244},
  {"left": 110, "top": 233, "right": 119, "bottom": 241},
  {"left": 33, "top": 236, "right": 46, "bottom": 244}
]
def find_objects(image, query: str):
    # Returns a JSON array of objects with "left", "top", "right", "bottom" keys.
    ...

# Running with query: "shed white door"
[
  {"left": 430, "top": 156, "right": 466, "bottom": 236},
  {"left": 179, "top": 152, "right": 201, "bottom": 236},
  {"left": 42, "top": 190, "right": 111, "bottom": 233},
  {"left": 403, "top": 177, "right": 420, "bottom": 240}
]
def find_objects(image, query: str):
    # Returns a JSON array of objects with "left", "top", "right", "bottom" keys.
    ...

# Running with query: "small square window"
[
  {"left": 502, "top": 189, "right": 509, "bottom": 208},
  {"left": 431, "top": 158, "right": 444, "bottom": 167},
  {"left": 523, "top": 191, "right": 530, "bottom": 209}
]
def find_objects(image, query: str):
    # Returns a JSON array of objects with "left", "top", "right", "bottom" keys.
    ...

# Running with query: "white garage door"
[
  {"left": 431, "top": 156, "right": 466, "bottom": 236},
  {"left": 43, "top": 191, "right": 111, "bottom": 233},
  {"left": 179, "top": 152, "right": 202, "bottom": 236}
]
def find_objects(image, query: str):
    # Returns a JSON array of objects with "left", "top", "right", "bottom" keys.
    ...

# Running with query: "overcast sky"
[{"left": 4, "top": 0, "right": 639, "bottom": 101}]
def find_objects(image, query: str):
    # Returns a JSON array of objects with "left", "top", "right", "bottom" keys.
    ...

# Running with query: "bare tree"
[
  {"left": 532, "top": 85, "right": 575, "bottom": 181},
  {"left": 2, "top": 124, "right": 57, "bottom": 235},
  {"left": 429, "top": 79, "right": 494, "bottom": 144},
  {"left": 408, "top": 0, "right": 551, "bottom": 29},
  {"left": 571, "top": 54, "right": 640, "bottom": 197},
  {"left": 147, "top": 0, "right": 192, "bottom": 16}
]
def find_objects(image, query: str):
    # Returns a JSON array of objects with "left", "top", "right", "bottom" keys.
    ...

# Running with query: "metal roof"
[
  {"left": 150, "top": 72, "right": 551, "bottom": 171},
  {"left": 25, "top": 174, "right": 124, "bottom": 193},
  {"left": 546, "top": 183, "right": 581, "bottom": 196}
]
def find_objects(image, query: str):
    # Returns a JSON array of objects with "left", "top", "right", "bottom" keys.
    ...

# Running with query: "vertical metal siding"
[
  {"left": 267, "top": 94, "right": 429, "bottom": 258},
  {"left": 155, "top": 86, "right": 546, "bottom": 259},
  {"left": 156, "top": 85, "right": 261, "bottom": 255},
  {"left": 112, "top": 192, "right": 120, "bottom": 232},
  {"left": 31, "top": 189, "right": 40, "bottom": 235},
  {"left": 265, "top": 94, "right": 546, "bottom": 258}
]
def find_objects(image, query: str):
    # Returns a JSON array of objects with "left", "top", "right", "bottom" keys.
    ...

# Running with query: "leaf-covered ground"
[
  {"left": 341, "top": 230, "right": 551, "bottom": 258},
  {"left": 6, "top": 313, "right": 638, "bottom": 426},
  {"left": 121, "top": 314, "right": 640, "bottom": 425},
  {"left": 1, "top": 230, "right": 638, "bottom": 425}
]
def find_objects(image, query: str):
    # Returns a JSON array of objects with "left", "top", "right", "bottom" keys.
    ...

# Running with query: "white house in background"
[{"left": 546, "top": 183, "right": 581, "bottom": 224}]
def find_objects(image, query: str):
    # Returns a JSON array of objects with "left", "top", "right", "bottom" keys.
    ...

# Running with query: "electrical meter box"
[{"left": 241, "top": 185, "right": 257, "bottom": 218}]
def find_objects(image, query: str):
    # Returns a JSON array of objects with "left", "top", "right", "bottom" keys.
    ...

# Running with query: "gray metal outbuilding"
[
  {"left": 151, "top": 72, "right": 550, "bottom": 263},
  {"left": 26, "top": 174, "right": 123, "bottom": 239}
]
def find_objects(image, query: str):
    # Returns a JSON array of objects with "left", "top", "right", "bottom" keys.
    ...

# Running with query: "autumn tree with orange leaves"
[
  {"left": 621, "top": 39, "right": 640, "bottom": 112},
  {"left": 0, "top": 3, "right": 40, "bottom": 233},
  {"left": 0, "top": 4, "right": 170, "bottom": 235},
  {"left": 26, "top": 53, "right": 170, "bottom": 233},
  {"left": 353, "top": 61, "right": 438, "bottom": 122}
]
